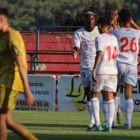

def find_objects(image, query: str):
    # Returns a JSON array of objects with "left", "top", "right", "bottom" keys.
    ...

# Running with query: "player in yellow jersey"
[{"left": 0, "top": 7, "right": 38, "bottom": 140}]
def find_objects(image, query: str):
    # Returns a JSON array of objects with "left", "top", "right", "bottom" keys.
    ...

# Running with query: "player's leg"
[
  {"left": 116, "top": 87, "right": 123, "bottom": 125},
  {"left": 102, "top": 91, "right": 115, "bottom": 132},
  {"left": 122, "top": 64, "right": 137, "bottom": 129},
  {"left": 112, "top": 62, "right": 124, "bottom": 127},
  {"left": 6, "top": 109, "right": 38, "bottom": 140},
  {"left": 90, "top": 91, "right": 102, "bottom": 131},
  {"left": 0, "top": 110, "right": 7, "bottom": 140},
  {"left": 122, "top": 83, "right": 133, "bottom": 129},
  {"left": 112, "top": 86, "right": 119, "bottom": 128},
  {"left": 117, "top": 96, "right": 122, "bottom": 118},
  {"left": 0, "top": 87, "right": 9, "bottom": 140},
  {"left": 113, "top": 87, "right": 123, "bottom": 127},
  {"left": 80, "top": 70, "right": 95, "bottom": 129},
  {"left": 0, "top": 87, "right": 38, "bottom": 140},
  {"left": 101, "top": 92, "right": 108, "bottom": 127},
  {"left": 88, "top": 75, "right": 104, "bottom": 131},
  {"left": 102, "top": 75, "right": 117, "bottom": 132},
  {"left": 84, "top": 86, "right": 95, "bottom": 128}
]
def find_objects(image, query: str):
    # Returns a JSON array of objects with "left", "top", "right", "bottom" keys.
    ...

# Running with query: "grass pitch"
[{"left": 8, "top": 111, "right": 140, "bottom": 140}]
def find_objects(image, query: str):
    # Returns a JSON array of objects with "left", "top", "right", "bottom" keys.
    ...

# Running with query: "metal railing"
[
  {"left": 10, "top": 25, "right": 140, "bottom": 75},
  {"left": 26, "top": 50, "right": 80, "bottom": 74}
]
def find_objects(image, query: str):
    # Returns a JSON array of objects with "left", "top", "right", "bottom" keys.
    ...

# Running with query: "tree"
[{"left": 0, "top": 0, "right": 140, "bottom": 28}]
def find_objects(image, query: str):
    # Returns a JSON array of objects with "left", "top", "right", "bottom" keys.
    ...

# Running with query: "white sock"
[
  {"left": 91, "top": 98, "right": 100, "bottom": 126},
  {"left": 125, "top": 99, "right": 134, "bottom": 125},
  {"left": 102, "top": 101, "right": 108, "bottom": 122},
  {"left": 87, "top": 101, "right": 95, "bottom": 124},
  {"left": 107, "top": 99, "right": 115, "bottom": 128},
  {"left": 118, "top": 97, "right": 121, "bottom": 113},
  {"left": 113, "top": 97, "right": 119, "bottom": 123}
]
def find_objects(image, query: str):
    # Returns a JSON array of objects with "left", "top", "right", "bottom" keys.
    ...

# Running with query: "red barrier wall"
[{"left": 22, "top": 33, "right": 140, "bottom": 77}]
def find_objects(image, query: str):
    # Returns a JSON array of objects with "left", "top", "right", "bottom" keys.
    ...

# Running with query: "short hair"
[
  {"left": 0, "top": 7, "right": 8, "bottom": 17},
  {"left": 97, "top": 17, "right": 110, "bottom": 27},
  {"left": 83, "top": 11, "right": 95, "bottom": 18},
  {"left": 119, "top": 9, "right": 131, "bottom": 24}
]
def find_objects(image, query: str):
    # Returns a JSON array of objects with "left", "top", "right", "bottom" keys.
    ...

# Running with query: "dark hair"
[
  {"left": 97, "top": 17, "right": 110, "bottom": 27},
  {"left": 104, "top": 2, "right": 118, "bottom": 23},
  {"left": 0, "top": 7, "right": 8, "bottom": 17},
  {"left": 119, "top": 9, "right": 131, "bottom": 24}
]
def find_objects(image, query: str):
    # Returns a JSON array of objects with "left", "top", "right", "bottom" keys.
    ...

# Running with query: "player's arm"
[
  {"left": 110, "top": 10, "right": 118, "bottom": 25},
  {"left": 73, "top": 47, "right": 80, "bottom": 59},
  {"left": 109, "top": 10, "right": 120, "bottom": 31},
  {"left": 92, "top": 51, "right": 102, "bottom": 82},
  {"left": 10, "top": 32, "right": 34, "bottom": 106},
  {"left": 73, "top": 31, "right": 80, "bottom": 60},
  {"left": 15, "top": 56, "right": 34, "bottom": 106},
  {"left": 92, "top": 37, "right": 103, "bottom": 82},
  {"left": 131, "top": 18, "right": 140, "bottom": 30}
]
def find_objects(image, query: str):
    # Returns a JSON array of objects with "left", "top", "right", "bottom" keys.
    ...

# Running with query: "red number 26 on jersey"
[{"left": 120, "top": 37, "right": 137, "bottom": 52}]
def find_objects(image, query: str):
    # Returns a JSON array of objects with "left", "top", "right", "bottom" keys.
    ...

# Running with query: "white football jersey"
[
  {"left": 95, "top": 33, "right": 119, "bottom": 75},
  {"left": 110, "top": 27, "right": 140, "bottom": 66},
  {"left": 74, "top": 26, "right": 100, "bottom": 69}
]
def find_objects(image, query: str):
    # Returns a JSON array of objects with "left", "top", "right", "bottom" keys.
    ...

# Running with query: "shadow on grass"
[
  {"left": 114, "top": 125, "right": 140, "bottom": 130},
  {"left": 8, "top": 132, "right": 140, "bottom": 140},
  {"left": 21, "top": 123, "right": 140, "bottom": 130},
  {"left": 22, "top": 123, "right": 87, "bottom": 128}
]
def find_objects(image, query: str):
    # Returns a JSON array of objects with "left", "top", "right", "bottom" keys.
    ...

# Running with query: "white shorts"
[
  {"left": 117, "top": 62, "right": 138, "bottom": 87},
  {"left": 80, "top": 69, "right": 92, "bottom": 88},
  {"left": 90, "top": 75, "right": 117, "bottom": 92}
]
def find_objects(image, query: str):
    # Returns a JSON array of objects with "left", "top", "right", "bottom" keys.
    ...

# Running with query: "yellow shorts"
[{"left": 0, "top": 87, "right": 20, "bottom": 110}]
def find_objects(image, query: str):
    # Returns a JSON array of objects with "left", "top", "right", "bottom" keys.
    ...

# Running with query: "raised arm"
[
  {"left": 110, "top": 10, "right": 118, "bottom": 25},
  {"left": 109, "top": 10, "right": 120, "bottom": 31},
  {"left": 131, "top": 18, "right": 140, "bottom": 30}
]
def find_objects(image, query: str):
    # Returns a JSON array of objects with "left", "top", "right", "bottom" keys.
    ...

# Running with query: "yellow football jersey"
[{"left": 0, "top": 27, "right": 27, "bottom": 92}]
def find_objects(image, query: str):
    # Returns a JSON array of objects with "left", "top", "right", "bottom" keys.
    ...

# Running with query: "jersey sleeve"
[
  {"left": 73, "top": 31, "right": 80, "bottom": 48},
  {"left": 95, "top": 36, "right": 103, "bottom": 52},
  {"left": 10, "top": 31, "right": 23, "bottom": 58},
  {"left": 110, "top": 29, "right": 117, "bottom": 36},
  {"left": 116, "top": 41, "right": 120, "bottom": 56},
  {"left": 113, "top": 36, "right": 120, "bottom": 56}
]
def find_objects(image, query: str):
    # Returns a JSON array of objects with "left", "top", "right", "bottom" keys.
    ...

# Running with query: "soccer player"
[
  {"left": 0, "top": 7, "right": 38, "bottom": 140},
  {"left": 73, "top": 11, "right": 100, "bottom": 129},
  {"left": 90, "top": 17, "right": 119, "bottom": 132},
  {"left": 102, "top": 10, "right": 123, "bottom": 128},
  {"left": 110, "top": 8, "right": 140, "bottom": 129},
  {"left": 108, "top": 10, "right": 120, "bottom": 31}
]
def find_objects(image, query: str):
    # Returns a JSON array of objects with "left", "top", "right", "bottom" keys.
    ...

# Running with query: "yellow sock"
[{"left": 22, "top": 129, "right": 38, "bottom": 140}]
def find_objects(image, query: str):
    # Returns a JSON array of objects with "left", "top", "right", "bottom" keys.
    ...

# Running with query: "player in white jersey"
[
  {"left": 89, "top": 17, "right": 119, "bottom": 133},
  {"left": 73, "top": 11, "right": 100, "bottom": 129},
  {"left": 101, "top": 10, "right": 123, "bottom": 128},
  {"left": 111, "top": 9, "right": 140, "bottom": 129}
]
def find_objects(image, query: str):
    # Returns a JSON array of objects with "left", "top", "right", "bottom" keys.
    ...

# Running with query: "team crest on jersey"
[
  {"left": 81, "top": 32, "right": 84, "bottom": 36},
  {"left": 94, "top": 32, "right": 100, "bottom": 36}
]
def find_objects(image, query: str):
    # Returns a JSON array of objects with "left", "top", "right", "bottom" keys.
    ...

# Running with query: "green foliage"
[{"left": 0, "top": 0, "right": 140, "bottom": 27}]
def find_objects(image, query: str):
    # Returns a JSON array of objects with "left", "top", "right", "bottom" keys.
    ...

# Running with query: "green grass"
[{"left": 8, "top": 111, "right": 140, "bottom": 140}]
